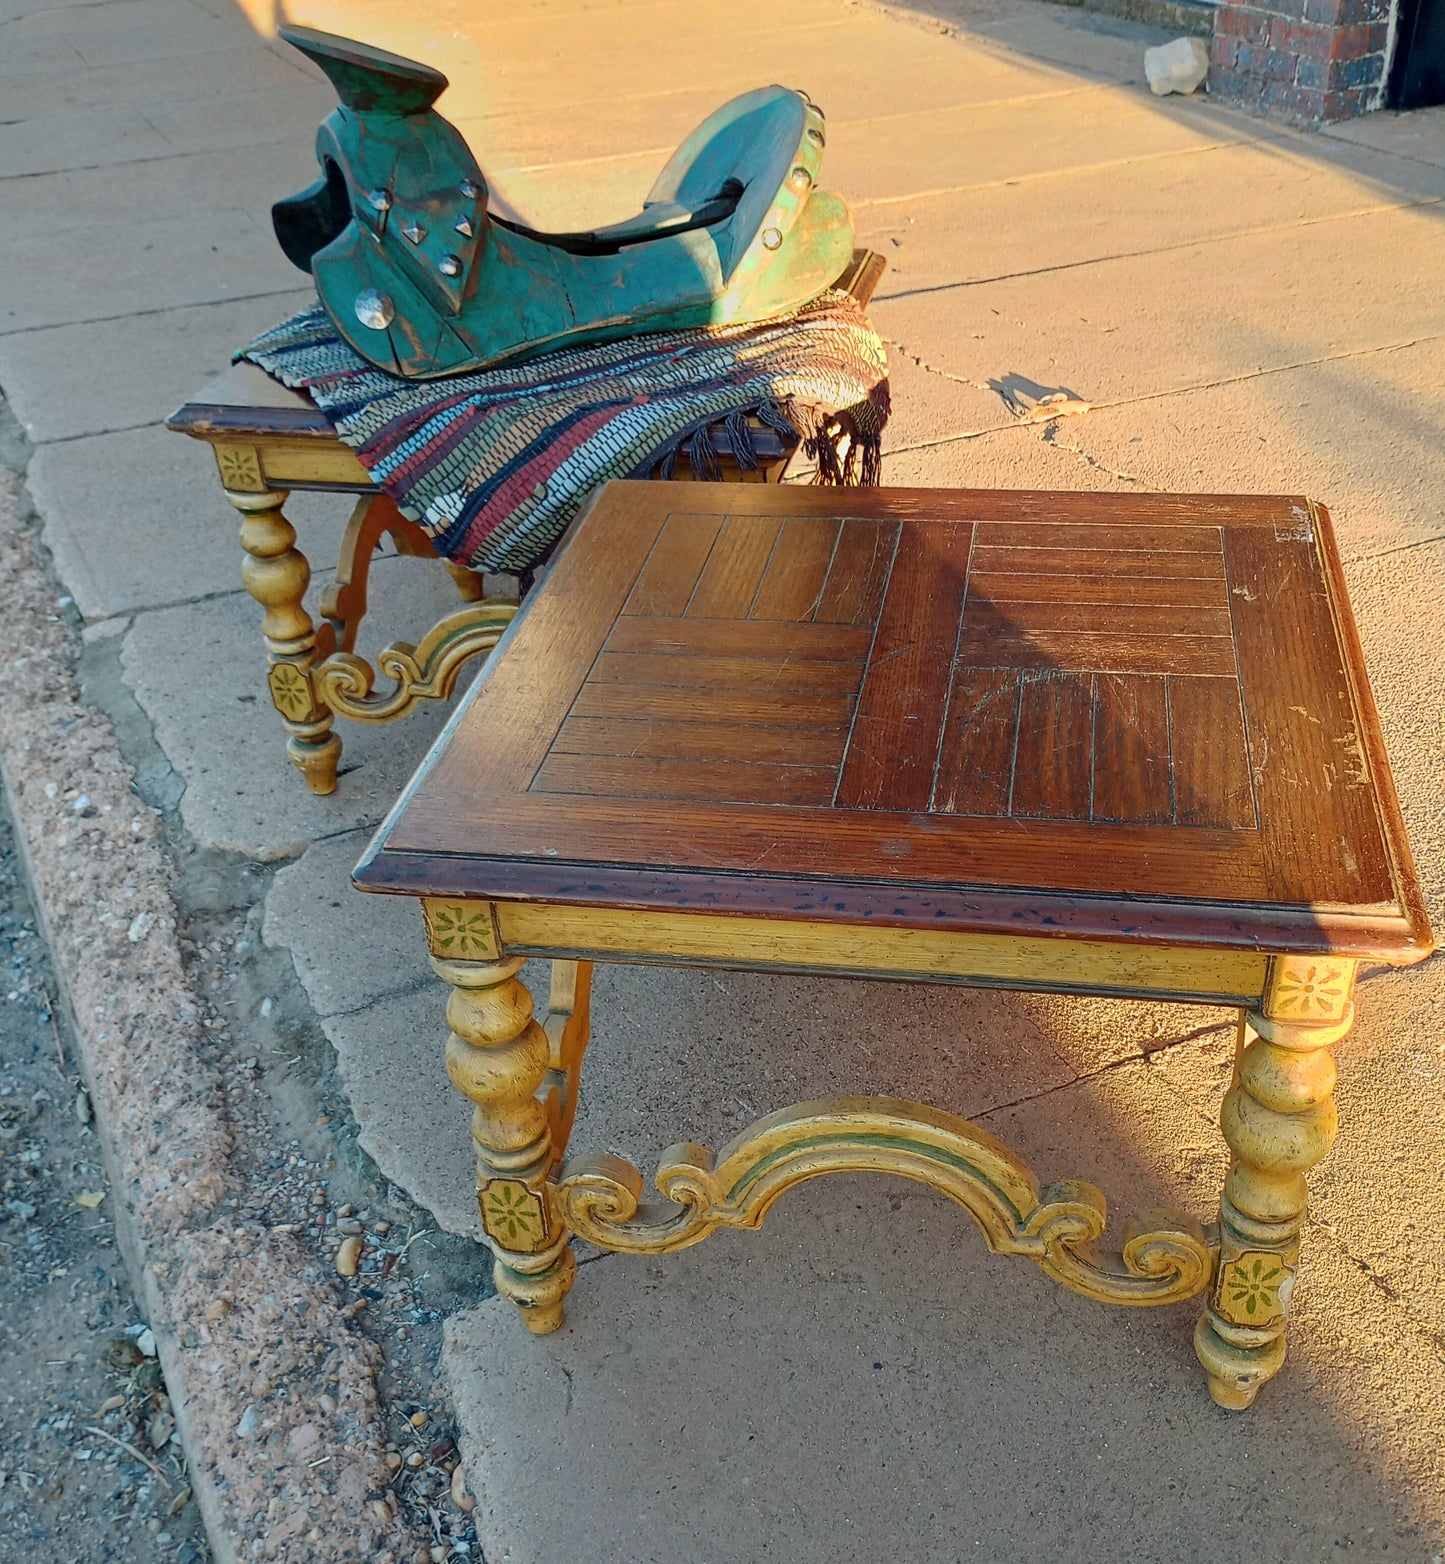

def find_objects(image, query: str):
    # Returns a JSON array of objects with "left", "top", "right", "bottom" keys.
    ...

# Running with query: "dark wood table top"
[{"left": 357, "top": 482, "right": 1431, "bottom": 960}]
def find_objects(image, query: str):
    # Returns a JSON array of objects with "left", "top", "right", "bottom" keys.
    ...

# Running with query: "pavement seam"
[
  {"left": 494, "top": 84, "right": 1109, "bottom": 176},
  {"left": 1344, "top": 532, "right": 1445, "bottom": 565},
  {"left": 0, "top": 286, "right": 306, "bottom": 341},
  {"left": 882, "top": 330, "right": 1445, "bottom": 458},
  {"left": 29, "top": 418, "right": 163, "bottom": 446},
  {"left": 0, "top": 433, "right": 426, "bottom": 1563},
  {"left": 312, "top": 973, "right": 434, "bottom": 1024},
  {"left": 968, "top": 1022, "right": 1233, "bottom": 1120},
  {"left": 1038, "top": 420, "right": 1151, "bottom": 485},
  {"left": 853, "top": 137, "right": 1264, "bottom": 211},
  {"left": 870, "top": 195, "right": 1445, "bottom": 302},
  {"left": 1307, "top": 1221, "right": 1445, "bottom": 1358},
  {"left": 73, "top": 543, "right": 426, "bottom": 625}
]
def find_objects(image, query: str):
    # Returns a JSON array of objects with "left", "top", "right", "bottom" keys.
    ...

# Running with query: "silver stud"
[
  {"left": 353, "top": 289, "right": 394, "bottom": 330},
  {"left": 401, "top": 221, "right": 426, "bottom": 245},
  {"left": 761, "top": 227, "right": 783, "bottom": 251},
  {"left": 459, "top": 178, "right": 481, "bottom": 199},
  {"left": 454, "top": 214, "right": 474, "bottom": 238},
  {"left": 367, "top": 187, "right": 392, "bottom": 211},
  {"left": 807, "top": 127, "right": 824, "bottom": 147},
  {"left": 438, "top": 252, "right": 463, "bottom": 277},
  {"left": 790, "top": 165, "right": 811, "bottom": 190}
]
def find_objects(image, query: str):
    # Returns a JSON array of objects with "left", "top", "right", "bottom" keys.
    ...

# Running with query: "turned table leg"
[
  {"left": 227, "top": 484, "right": 342, "bottom": 795},
  {"left": 433, "top": 952, "right": 576, "bottom": 1333},
  {"left": 1195, "top": 956, "right": 1356, "bottom": 1409}
]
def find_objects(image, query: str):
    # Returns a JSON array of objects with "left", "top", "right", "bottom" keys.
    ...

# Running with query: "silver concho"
[
  {"left": 438, "top": 253, "right": 463, "bottom": 278},
  {"left": 353, "top": 289, "right": 395, "bottom": 330},
  {"left": 366, "top": 187, "right": 392, "bottom": 211},
  {"left": 459, "top": 177, "right": 481, "bottom": 199},
  {"left": 401, "top": 221, "right": 426, "bottom": 245},
  {"left": 454, "top": 214, "right": 474, "bottom": 238}
]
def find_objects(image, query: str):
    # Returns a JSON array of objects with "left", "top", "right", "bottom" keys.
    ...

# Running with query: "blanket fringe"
[
  {"left": 640, "top": 387, "right": 889, "bottom": 489},
  {"left": 805, "top": 379, "right": 891, "bottom": 488}
]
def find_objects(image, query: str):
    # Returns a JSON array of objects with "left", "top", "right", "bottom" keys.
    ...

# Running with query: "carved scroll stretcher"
[{"left": 557, "top": 1096, "right": 1216, "bottom": 1308}]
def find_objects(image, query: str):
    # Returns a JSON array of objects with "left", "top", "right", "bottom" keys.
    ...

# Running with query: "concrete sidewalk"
[{"left": 2, "top": 0, "right": 1444, "bottom": 1559}]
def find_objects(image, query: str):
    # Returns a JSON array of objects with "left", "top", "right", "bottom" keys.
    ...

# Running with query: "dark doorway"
[{"left": 1389, "top": 0, "right": 1445, "bottom": 109}]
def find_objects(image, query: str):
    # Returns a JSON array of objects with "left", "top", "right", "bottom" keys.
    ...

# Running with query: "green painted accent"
[
  {"left": 481, "top": 1180, "right": 545, "bottom": 1247},
  {"left": 430, "top": 905, "right": 495, "bottom": 958},
  {"left": 726, "top": 1132, "right": 1030, "bottom": 1224},
  {"left": 275, "top": 27, "right": 855, "bottom": 379},
  {"left": 268, "top": 662, "right": 314, "bottom": 720},
  {"left": 1224, "top": 1254, "right": 1286, "bottom": 1318}
]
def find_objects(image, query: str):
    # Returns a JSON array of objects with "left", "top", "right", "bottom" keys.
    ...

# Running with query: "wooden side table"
[
  {"left": 166, "top": 252, "right": 885, "bottom": 796},
  {"left": 355, "top": 481, "right": 1431, "bottom": 1409}
]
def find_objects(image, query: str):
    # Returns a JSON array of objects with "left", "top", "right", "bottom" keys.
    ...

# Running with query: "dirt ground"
[
  {"left": 0, "top": 784, "right": 212, "bottom": 1564},
  {"left": 0, "top": 406, "right": 491, "bottom": 1561}
]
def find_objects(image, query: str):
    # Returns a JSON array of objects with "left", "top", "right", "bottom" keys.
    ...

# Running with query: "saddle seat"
[{"left": 272, "top": 26, "right": 857, "bottom": 380}]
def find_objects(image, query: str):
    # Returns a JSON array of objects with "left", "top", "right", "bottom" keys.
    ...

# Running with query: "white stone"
[{"left": 1144, "top": 36, "right": 1210, "bottom": 96}]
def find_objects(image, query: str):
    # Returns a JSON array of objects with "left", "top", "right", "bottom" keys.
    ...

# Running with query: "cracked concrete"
[{"left": 3, "top": 0, "right": 1445, "bottom": 1559}]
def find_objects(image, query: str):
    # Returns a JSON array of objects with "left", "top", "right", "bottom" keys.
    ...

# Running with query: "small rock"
[
  {"left": 97, "top": 1395, "right": 125, "bottom": 1415},
  {"left": 451, "top": 1463, "right": 475, "bottom": 1514},
  {"left": 135, "top": 1326, "right": 157, "bottom": 1357},
  {"left": 408, "top": 1410, "right": 427, "bottom": 1429},
  {"left": 405, "top": 1451, "right": 425, "bottom": 1469},
  {"left": 373, "top": 1221, "right": 391, "bottom": 1236},
  {"left": 1144, "top": 36, "right": 1209, "bottom": 96},
  {"left": 236, "top": 1405, "right": 259, "bottom": 1440},
  {"left": 74, "top": 1189, "right": 106, "bottom": 1209},
  {"left": 126, "top": 911, "right": 154, "bottom": 943},
  {"left": 336, "top": 1218, "right": 364, "bottom": 1236},
  {"left": 74, "top": 1088, "right": 92, "bottom": 1125},
  {"left": 148, "top": 1412, "right": 175, "bottom": 1450},
  {"left": 337, "top": 1204, "right": 355, "bottom": 1219},
  {"left": 335, "top": 1236, "right": 364, "bottom": 1277}
]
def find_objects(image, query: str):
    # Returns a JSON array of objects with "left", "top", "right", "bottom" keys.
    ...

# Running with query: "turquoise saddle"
[{"left": 273, "top": 26, "right": 857, "bottom": 379}]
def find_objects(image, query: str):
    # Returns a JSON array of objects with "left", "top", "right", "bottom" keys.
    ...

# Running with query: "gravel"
[
  {"left": 0, "top": 779, "right": 210, "bottom": 1564},
  {"left": 0, "top": 419, "right": 483, "bottom": 1563}
]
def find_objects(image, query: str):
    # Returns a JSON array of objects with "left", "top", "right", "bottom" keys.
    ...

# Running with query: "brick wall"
[{"left": 1210, "top": 0, "right": 1395, "bottom": 122}]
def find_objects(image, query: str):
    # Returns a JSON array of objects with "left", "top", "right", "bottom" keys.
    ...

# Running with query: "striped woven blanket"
[{"left": 241, "top": 293, "right": 890, "bottom": 574}]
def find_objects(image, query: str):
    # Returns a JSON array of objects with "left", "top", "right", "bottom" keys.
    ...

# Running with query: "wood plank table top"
[{"left": 357, "top": 481, "right": 1432, "bottom": 962}]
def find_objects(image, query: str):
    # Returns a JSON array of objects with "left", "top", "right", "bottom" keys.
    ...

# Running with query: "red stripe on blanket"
[
  {"left": 358, "top": 390, "right": 487, "bottom": 468},
  {"left": 453, "top": 403, "right": 627, "bottom": 560}
]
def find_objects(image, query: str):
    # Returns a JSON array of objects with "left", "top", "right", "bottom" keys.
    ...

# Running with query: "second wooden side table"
[{"left": 356, "top": 480, "right": 1431, "bottom": 1409}]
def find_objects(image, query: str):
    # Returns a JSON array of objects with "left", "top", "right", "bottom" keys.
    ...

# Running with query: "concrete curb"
[{"left": 0, "top": 459, "right": 427, "bottom": 1564}]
